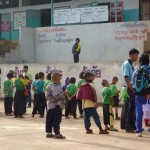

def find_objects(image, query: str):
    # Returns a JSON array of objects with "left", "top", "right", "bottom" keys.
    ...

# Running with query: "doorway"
[
  {"left": 140, "top": 0, "right": 150, "bottom": 20},
  {"left": 41, "top": 9, "right": 51, "bottom": 27}
]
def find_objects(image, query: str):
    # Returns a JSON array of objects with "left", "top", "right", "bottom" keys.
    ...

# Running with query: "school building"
[{"left": 0, "top": 0, "right": 149, "bottom": 41}]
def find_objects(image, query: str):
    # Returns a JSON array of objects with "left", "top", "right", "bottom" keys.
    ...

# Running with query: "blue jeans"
[
  {"left": 136, "top": 96, "right": 147, "bottom": 133},
  {"left": 84, "top": 108, "right": 101, "bottom": 129}
]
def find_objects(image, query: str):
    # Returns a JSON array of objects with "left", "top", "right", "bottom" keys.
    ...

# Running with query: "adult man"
[
  {"left": 23, "top": 65, "right": 33, "bottom": 107},
  {"left": 122, "top": 48, "right": 139, "bottom": 133},
  {"left": 72, "top": 38, "right": 81, "bottom": 63}
]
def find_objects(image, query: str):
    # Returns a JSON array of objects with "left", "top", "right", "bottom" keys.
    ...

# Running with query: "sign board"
[
  {"left": 54, "top": 6, "right": 109, "bottom": 25},
  {"left": 14, "top": 11, "right": 26, "bottom": 30}
]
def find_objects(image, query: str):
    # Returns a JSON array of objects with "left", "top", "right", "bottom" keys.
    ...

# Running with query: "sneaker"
[
  {"left": 55, "top": 134, "right": 66, "bottom": 139},
  {"left": 110, "top": 127, "right": 118, "bottom": 131},
  {"left": 99, "top": 130, "right": 109, "bottom": 134},
  {"left": 46, "top": 133, "right": 55, "bottom": 138},
  {"left": 65, "top": 117, "right": 70, "bottom": 119},
  {"left": 136, "top": 133, "right": 142, "bottom": 137},
  {"left": 39, "top": 115, "right": 44, "bottom": 118},
  {"left": 86, "top": 129, "right": 93, "bottom": 134}
]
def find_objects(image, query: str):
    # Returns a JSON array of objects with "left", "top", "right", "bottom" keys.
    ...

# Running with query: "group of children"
[{"left": 3, "top": 69, "right": 133, "bottom": 139}]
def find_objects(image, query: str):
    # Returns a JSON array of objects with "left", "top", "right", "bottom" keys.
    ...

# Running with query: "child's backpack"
[{"left": 133, "top": 66, "right": 150, "bottom": 96}]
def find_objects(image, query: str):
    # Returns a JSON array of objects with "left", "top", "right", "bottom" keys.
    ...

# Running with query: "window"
[
  {"left": 22, "top": 0, "right": 71, "bottom": 6},
  {"left": 0, "top": 0, "right": 19, "bottom": 9}
]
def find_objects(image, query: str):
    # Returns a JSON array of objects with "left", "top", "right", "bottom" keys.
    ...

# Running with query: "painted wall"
[
  {"left": 18, "top": 21, "right": 149, "bottom": 64},
  {"left": 0, "top": 0, "right": 140, "bottom": 40},
  {"left": 0, "top": 63, "right": 123, "bottom": 101}
]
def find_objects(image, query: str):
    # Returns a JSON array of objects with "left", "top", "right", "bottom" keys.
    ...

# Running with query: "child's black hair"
[
  {"left": 38, "top": 72, "right": 44, "bottom": 79},
  {"left": 79, "top": 72, "right": 85, "bottom": 79},
  {"left": 69, "top": 77, "right": 76, "bottom": 84},
  {"left": 47, "top": 73, "right": 52, "bottom": 80},
  {"left": 112, "top": 76, "right": 118, "bottom": 81},
  {"left": 35, "top": 73, "right": 39, "bottom": 80},
  {"left": 139, "top": 53, "right": 149, "bottom": 66},
  {"left": 25, "top": 76, "right": 29, "bottom": 80},
  {"left": 7, "top": 73, "right": 13, "bottom": 79},
  {"left": 84, "top": 72, "right": 94, "bottom": 81},
  {"left": 129, "top": 48, "right": 139, "bottom": 55},
  {"left": 101, "top": 79, "right": 108, "bottom": 87}
]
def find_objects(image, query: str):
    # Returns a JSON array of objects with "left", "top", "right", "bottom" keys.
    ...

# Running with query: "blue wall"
[{"left": 123, "top": 9, "right": 139, "bottom": 22}]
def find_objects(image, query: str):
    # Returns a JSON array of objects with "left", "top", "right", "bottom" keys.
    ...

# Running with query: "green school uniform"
[
  {"left": 109, "top": 84, "right": 118, "bottom": 97},
  {"left": 67, "top": 84, "right": 78, "bottom": 97},
  {"left": 102, "top": 87, "right": 112, "bottom": 104},
  {"left": 4, "top": 79, "right": 13, "bottom": 97},
  {"left": 78, "top": 79, "right": 85, "bottom": 88},
  {"left": 15, "top": 78, "right": 24, "bottom": 91},
  {"left": 43, "top": 80, "right": 52, "bottom": 91},
  {"left": 121, "top": 87, "right": 129, "bottom": 102}
]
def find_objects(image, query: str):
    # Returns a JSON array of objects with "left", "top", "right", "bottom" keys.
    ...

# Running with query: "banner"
[
  {"left": 1, "top": 21, "right": 10, "bottom": 32},
  {"left": 110, "top": 1, "right": 123, "bottom": 22}
]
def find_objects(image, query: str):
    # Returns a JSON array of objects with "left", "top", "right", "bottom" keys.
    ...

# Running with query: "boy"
[
  {"left": 77, "top": 72, "right": 85, "bottom": 118},
  {"left": 32, "top": 72, "right": 45, "bottom": 118},
  {"left": 109, "top": 76, "right": 120, "bottom": 120},
  {"left": 65, "top": 77, "right": 78, "bottom": 119},
  {"left": 77, "top": 72, "right": 108, "bottom": 134},
  {"left": 120, "top": 86, "right": 129, "bottom": 130},
  {"left": 45, "top": 72, "right": 66, "bottom": 139},
  {"left": 14, "top": 74, "right": 26, "bottom": 118},
  {"left": 32, "top": 73, "right": 39, "bottom": 108},
  {"left": 102, "top": 79, "right": 118, "bottom": 131},
  {"left": 43, "top": 73, "right": 52, "bottom": 92},
  {"left": 4, "top": 73, "right": 13, "bottom": 116}
]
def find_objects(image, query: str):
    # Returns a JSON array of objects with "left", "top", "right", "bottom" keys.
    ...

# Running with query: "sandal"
[
  {"left": 99, "top": 130, "right": 109, "bottom": 134},
  {"left": 55, "top": 134, "right": 66, "bottom": 139},
  {"left": 86, "top": 129, "right": 93, "bottom": 134},
  {"left": 46, "top": 133, "right": 55, "bottom": 138}
]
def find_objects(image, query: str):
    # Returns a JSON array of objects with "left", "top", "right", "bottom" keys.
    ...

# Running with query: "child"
[
  {"left": 32, "top": 72, "right": 45, "bottom": 118},
  {"left": 101, "top": 79, "right": 118, "bottom": 131},
  {"left": 3, "top": 73, "right": 13, "bottom": 116},
  {"left": 43, "top": 73, "right": 52, "bottom": 92},
  {"left": 32, "top": 73, "right": 39, "bottom": 108},
  {"left": 45, "top": 72, "right": 66, "bottom": 139},
  {"left": 23, "top": 76, "right": 30, "bottom": 114},
  {"left": 65, "top": 77, "right": 78, "bottom": 119},
  {"left": 109, "top": 76, "right": 120, "bottom": 120},
  {"left": 120, "top": 86, "right": 129, "bottom": 130},
  {"left": 77, "top": 72, "right": 85, "bottom": 118},
  {"left": 77, "top": 72, "right": 108, "bottom": 134},
  {"left": 14, "top": 74, "right": 26, "bottom": 118}
]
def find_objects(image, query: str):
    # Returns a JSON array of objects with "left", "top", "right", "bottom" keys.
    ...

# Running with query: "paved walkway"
[{"left": 0, "top": 101, "right": 149, "bottom": 150}]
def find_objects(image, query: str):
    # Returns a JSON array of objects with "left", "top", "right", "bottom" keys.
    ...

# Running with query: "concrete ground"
[{"left": 0, "top": 101, "right": 150, "bottom": 150}]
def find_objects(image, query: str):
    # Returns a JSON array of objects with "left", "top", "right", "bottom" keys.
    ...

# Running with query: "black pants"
[
  {"left": 103, "top": 104, "right": 110, "bottom": 125},
  {"left": 121, "top": 101, "right": 129, "bottom": 129},
  {"left": 126, "top": 88, "right": 136, "bottom": 131},
  {"left": 32, "top": 93, "right": 46, "bottom": 116},
  {"left": 14, "top": 90, "right": 24, "bottom": 116},
  {"left": 73, "top": 53, "right": 79, "bottom": 63},
  {"left": 23, "top": 97, "right": 27, "bottom": 114},
  {"left": 65, "top": 96, "right": 77, "bottom": 118},
  {"left": 46, "top": 105, "right": 62, "bottom": 135},
  {"left": 4, "top": 97, "right": 13, "bottom": 114},
  {"left": 77, "top": 99, "right": 83, "bottom": 115}
]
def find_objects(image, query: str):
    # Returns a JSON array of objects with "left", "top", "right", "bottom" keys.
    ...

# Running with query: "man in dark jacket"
[{"left": 72, "top": 38, "right": 81, "bottom": 63}]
